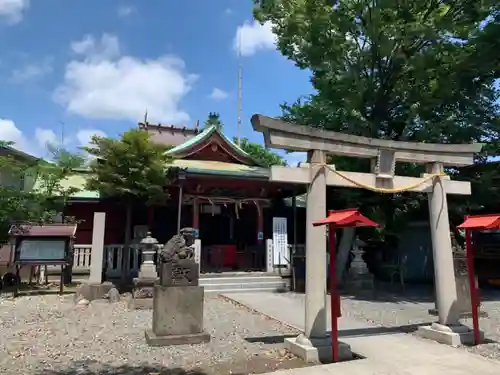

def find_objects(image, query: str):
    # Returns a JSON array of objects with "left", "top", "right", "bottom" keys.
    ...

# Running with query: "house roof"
[
  {"left": 0, "top": 144, "right": 39, "bottom": 164},
  {"left": 166, "top": 125, "right": 261, "bottom": 167},
  {"left": 32, "top": 170, "right": 99, "bottom": 199},
  {"left": 139, "top": 122, "right": 199, "bottom": 147},
  {"left": 9, "top": 223, "right": 77, "bottom": 237}
]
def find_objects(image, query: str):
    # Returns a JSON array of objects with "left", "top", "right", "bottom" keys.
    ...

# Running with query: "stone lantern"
[
  {"left": 345, "top": 237, "right": 374, "bottom": 292},
  {"left": 138, "top": 232, "right": 159, "bottom": 280}
]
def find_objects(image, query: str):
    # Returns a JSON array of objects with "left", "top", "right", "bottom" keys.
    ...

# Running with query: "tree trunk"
[
  {"left": 121, "top": 204, "right": 132, "bottom": 283},
  {"left": 336, "top": 227, "right": 356, "bottom": 284}
]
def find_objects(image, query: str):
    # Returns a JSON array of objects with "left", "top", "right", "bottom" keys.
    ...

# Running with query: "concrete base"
[
  {"left": 417, "top": 322, "right": 483, "bottom": 347},
  {"left": 75, "top": 281, "right": 115, "bottom": 302},
  {"left": 145, "top": 329, "right": 210, "bottom": 346},
  {"left": 428, "top": 308, "right": 488, "bottom": 318},
  {"left": 285, "top": 334, "right": 353, "bottom": 363}
]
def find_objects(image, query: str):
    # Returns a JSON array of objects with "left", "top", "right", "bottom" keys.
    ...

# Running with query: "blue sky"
[{"left": 0, "top": 0, "right": 312, "bottom": 163}]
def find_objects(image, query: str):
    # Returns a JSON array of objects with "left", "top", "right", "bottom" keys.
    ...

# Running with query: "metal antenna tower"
[{"left": 237, "top": 31, "right": 243, "bottom": 146}]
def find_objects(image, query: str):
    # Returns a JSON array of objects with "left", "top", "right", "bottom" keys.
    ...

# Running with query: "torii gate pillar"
[
  {"left": 302, "top": 150, "right": 327, "bottom": 338},
  {"left": 251, "top": 114, "right": 483, "bottom": 351}
]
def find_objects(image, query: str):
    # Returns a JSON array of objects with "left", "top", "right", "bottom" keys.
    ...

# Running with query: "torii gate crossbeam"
[{"left": 251, "top": 114, "right": 483, "bottom": 361}]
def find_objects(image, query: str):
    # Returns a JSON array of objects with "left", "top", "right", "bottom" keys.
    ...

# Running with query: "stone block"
[
  {"left": 152, "top": 285, "right": 204, "bottom": 336},
  {"left": 146, "top": 285, "right": 210, "bottom": 346},
  {"left": 284, "top": 334, "right": 352, "bottom": 363},
  {"left": 417, "top": 322, "right": 484, "bottom": 347},
  {"left": 74, "top": 281, "right": 115, "bottom": 302}
]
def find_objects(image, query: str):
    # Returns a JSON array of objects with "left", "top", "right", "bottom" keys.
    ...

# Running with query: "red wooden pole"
[
  {"left": 465, "top": 225, "right": 480, "bottom": 345},
  {"left": 328, "top": 224, "right": 339, "bottom": 362}
]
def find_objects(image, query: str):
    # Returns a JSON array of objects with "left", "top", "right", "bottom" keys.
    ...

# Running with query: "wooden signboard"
[
  {"left": 8, "top": 223, "right": 77, "bottom": 296},
  {"left": 15, "top": 238, "right": 69, "bottom": 264}
]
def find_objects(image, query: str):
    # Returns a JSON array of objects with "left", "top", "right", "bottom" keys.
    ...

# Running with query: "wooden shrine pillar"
[
  {"left": 257, "top": 203, "right": 264, "bottom": 245},
  {"left": 193, "top": 199, "right": 199, "bottom": 239}
]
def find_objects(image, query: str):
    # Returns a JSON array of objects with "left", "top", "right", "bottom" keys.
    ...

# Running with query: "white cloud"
[
  {"left": 234, "top": 20, "right": 277, "bottom": 56},
  {"left": 10, "top": 57, "right": 53, "bottom": 83},
  {"left": 209, "top": 87, "right": 228, "bottom": 101},
  {"left": 71, "top": 33, "right": 120, "bottom": 61},
  {"left": 0, "top": 119, "right": 60, "bottom": 156},
  {"left": 0, "top": 118, "right": 26, "bottom": 148},
  {"left": 117, "top": 5, "right": 135, "bottom": 18},
  {"left": 34, "top": 128, "right": 58, "bottom": 149},
  {"left": 76, "top": 129, "right": 106, "bottom": 149},
  {"left": 0, "top": 0, "right": 29, "bottom": 24},
  {"left": 55, "top": 33, "right": 197, "bottom": 124}
]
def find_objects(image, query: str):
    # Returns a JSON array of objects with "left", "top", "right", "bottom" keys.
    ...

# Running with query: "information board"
[
  {"left": 16, "top": 238, "right": 67, "bottom": 263},
  {"left": 272, "top": 217, "right": 288, "bottom": 266}
]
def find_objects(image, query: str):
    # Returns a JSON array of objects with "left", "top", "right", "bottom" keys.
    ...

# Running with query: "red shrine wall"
[{"left": 65, "top": 201, "right": 126, "bottom": 245}]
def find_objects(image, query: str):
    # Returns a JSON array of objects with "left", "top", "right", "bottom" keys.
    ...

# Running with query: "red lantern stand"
[
  {"left": 456, "top": 213, "right": 500, "bottom": 345},
  {"left": 312, "top": 209, "right": 379, "bottom": 362}
]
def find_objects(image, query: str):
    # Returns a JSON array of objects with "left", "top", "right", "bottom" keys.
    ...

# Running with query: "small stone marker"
[
  {"left": 105, "top": 287, "right": 120, "bottom": 303},
  {"left": 145, "top": 227, "right": 211, "bottom": 346}
]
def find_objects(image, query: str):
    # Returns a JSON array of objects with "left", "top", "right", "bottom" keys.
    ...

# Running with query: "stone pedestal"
[
  {"left": 145, "top": 285, "right": 210, "bottom": 346},
  {"left": 129, "top": 277, "right": 158, "bottom": 310},
  {"left": 417, "top": 322, "right": 483, "bottom": 347},
  {"left": 285, "top": 334, "right": 352, "bottom": 363}
]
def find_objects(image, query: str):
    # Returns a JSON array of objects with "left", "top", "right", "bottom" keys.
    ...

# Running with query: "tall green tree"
[
  {"left": 203, "top": 112, "right": 223, "bottom": 130},
  {"left": 236, "top": 137, "right": 287, "bottom": 167},
  {"left": 253, "top": 0, "right": 500, "bottom": 234},
  {"left": 82, "top": 129, "right": 172, "bottom": 280}
]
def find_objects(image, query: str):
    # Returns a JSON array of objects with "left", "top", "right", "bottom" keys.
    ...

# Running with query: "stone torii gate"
[{"left": 251, "top": 114, "right": 483, "bottom": 360}]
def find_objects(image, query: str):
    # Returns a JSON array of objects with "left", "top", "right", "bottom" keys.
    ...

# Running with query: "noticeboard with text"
[{"left": 14, "top": 237, "right": 70, "bottom": 264}]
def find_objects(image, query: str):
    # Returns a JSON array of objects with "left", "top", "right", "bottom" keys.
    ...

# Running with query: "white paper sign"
[{"left": 272, "top": 217, "right": 288, "bottom": 266}]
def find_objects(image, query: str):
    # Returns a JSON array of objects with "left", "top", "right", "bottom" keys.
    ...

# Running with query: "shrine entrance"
[
  {"left": 197, "top": 201, "right": 264, "bottom": 273},
  {"left": 251, "top": 113, "right": 483, "bottom": 359}
]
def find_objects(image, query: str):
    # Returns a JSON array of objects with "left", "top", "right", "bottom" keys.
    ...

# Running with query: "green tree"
[
  {"left": 0, "top": 141, "right": 85, "bottom": 242},
  {"left": 236, "top": 137, "right": 287, "bottom": 167},
  {"left": 253, "top": 0, "right": 500, "bottom": 234},
  {"left": 35, "top": 144, "right": 87, "bottom": 219},
  {"left": 82, "top": 129, "right": 172, "bottom": 280},
  {"left": 203, "top": 112, "right": 223, "bottom": 130}
]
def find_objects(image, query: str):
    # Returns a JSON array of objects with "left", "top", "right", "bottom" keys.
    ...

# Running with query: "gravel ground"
[
  {"left": 0, "top": 292, "right": 307, "bottom": 375},
  {"left": 333, "top": 285, "right": 500, "bottom": 360},
  {"left": 280, "top": 285, "right": 500, "bottom": 359}
]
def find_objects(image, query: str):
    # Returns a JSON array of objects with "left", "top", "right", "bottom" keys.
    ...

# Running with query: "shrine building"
[{"left": 60, "top": 122, "right": 306, "bottom": 278}]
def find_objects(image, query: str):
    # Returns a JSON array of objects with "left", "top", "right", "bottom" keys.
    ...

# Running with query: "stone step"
[
  {"left": 200, "top": 276, "right": 285, "bottom": 285},
  {"left": 200, "top": 276, "right": 289, "bottom": 293},
  {"left": 204, "top": 287, "right": 284, "bottom": 295}
]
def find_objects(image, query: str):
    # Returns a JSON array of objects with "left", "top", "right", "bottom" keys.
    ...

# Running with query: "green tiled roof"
[
  {"left": 167, "top": 159, "right": 269, "bottom": 179},
  {"left": 166, "top": 125, "right": 260, "bottom": 166}
]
